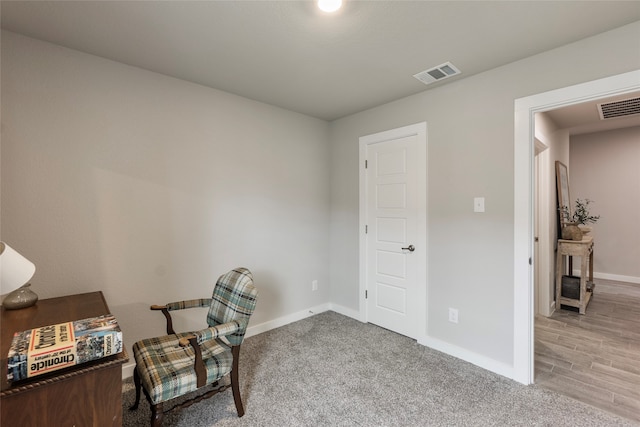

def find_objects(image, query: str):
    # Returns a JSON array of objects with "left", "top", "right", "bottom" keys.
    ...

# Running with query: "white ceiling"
[
  {"left": 544, "top": 92, "right": 640, "bottom": 135},
  {"left": 2, "top": 1, "right": 640, "bottom": 121}
]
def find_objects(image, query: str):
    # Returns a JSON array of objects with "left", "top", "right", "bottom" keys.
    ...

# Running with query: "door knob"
[{"left": 402, "top": 245, "right": 415, "bottom": 252}]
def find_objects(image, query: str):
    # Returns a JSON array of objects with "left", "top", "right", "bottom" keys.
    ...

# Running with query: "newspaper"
[{"left": 7, "top": 314, "right": 123, "bottom": 382}]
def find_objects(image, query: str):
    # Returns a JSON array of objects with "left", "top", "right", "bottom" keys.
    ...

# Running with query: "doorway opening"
[{"left": 513, "top": 70, "right": 640, "bottom": 385}]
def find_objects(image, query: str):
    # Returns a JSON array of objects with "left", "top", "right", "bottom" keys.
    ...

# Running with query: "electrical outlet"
[
  {"left": 448, "top": 308, "right": 459, "bottom": 323},
  {"left": 312, "top": 280, "right": 318, "bottom": 291}
]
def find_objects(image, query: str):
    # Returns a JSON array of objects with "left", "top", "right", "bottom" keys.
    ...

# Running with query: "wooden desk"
[
  {"left": 555, "top": 236, "right": 594, "bottom": 314},
  {"left": 1, "top": 291, "right": 128, "bottom": 426}
]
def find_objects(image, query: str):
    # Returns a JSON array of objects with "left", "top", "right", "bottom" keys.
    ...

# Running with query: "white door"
[
  {"left": 534, "top": 136, "right": 551, "bottom": 317},
  {"left": 359, "top": 123, "right": 427, "bottom": 340},
  {"left": 534, "top": 154, "right": 540, "bottom": 315}
]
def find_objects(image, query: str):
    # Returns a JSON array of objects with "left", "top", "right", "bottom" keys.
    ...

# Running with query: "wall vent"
[
  {"left": 413, "top": 62, "right": 461, "bottom": 86},
  {"left": 598, "top": 97, "right": 640, "bottom": 120}
]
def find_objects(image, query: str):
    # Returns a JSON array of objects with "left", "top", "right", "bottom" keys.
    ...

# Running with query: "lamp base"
[{"left": 2, "top": 283, "right": 38, "bottom": 309}]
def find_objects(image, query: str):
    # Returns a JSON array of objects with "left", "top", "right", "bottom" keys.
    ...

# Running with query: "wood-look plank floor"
[{"left": 535, "top": 279, "right": 640, "bottom": 423}]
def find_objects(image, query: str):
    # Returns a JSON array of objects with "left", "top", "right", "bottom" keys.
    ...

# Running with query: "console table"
[
  {"left": 555, "top": 236, "right": 594, "bottom": 314},
  {"left": 1, "top": 291, "right": 128, "bottom": 426}
]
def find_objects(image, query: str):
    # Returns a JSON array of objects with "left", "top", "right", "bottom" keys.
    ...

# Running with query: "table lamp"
[{"left": 0, "top": 241, "right": 38, "bottom": 309}]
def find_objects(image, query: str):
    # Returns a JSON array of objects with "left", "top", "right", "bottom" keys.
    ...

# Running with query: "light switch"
[{"left": 474, "top": 197, "right": 485, "bottom": 213}]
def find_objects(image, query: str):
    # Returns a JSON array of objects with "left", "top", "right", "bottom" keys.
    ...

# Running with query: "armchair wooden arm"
[
  {"left": 150, "top": 298, "right": 213, "bottom": 335},
  {"left": 150, "top": 305, "right": 175, "bottom": 335},
  {"left": 176, "top": 321, "right": 242, "bottom": 389},
  {"left": 179, "top": 335, "right": 206, "bottom": 388}
]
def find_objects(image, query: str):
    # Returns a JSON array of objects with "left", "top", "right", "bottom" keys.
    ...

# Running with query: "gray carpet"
[{"left": 123, "top": 311, "right": 638, "bottom": 426}]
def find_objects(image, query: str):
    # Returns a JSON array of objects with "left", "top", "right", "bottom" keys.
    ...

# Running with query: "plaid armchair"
[{"left": 130, "top": 267, "right": 258, "bottom": 427}]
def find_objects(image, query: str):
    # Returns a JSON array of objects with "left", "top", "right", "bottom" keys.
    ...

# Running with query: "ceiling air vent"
[
  {"left": 598, "top": 97, "right": 640, "bottom": 120},
  {"left": 413, "top": 62, "right": 461, "bottom": 85}
]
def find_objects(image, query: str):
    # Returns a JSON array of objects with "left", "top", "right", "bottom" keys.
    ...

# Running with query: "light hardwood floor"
[{"left": 535, "top": 279, "right": 640, "bottom": 422}]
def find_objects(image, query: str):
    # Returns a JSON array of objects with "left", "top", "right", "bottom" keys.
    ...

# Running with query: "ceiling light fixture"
[{"left": 317, "top": 0, "right": 342, "bottom": 13}]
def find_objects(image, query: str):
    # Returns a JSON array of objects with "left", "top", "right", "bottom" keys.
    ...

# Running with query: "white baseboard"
[
  {"left": 245, "top": 303, "right": 331, "bottom": 338},
  {"left": 122, "top": 302, "right": 334, "bottom": 380},
  {"left": 122, "top": 361, "right": 136, "bottom": 380},
  {"left": 571, "top": 270, "right": 640, "bottom": 285},
  {"left": 417, "top": 335, "right": 514, "bottom": 380},
  {"left": 327, "top": 303, "right": 361, "bottom": 321}
]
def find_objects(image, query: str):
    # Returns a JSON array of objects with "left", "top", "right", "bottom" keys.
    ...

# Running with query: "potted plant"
[
  {"left": 571, "top": 198, "right": 600, "bottom": 227},
  {"left": 559, "top": 198, "right": 600, "bottom": 240}
]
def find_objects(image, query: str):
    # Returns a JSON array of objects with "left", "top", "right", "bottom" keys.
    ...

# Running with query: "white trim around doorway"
[{"left": 513, "top": 69, "right": 640, "bottom": 385}]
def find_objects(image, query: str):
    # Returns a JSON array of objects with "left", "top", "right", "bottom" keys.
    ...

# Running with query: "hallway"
[{"left": 535, "top": 279, "right": 640, "bottom": 422}]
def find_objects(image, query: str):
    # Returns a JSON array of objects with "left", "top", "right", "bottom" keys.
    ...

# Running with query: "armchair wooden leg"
[
  {"left": 151, "top": 402, "right": 164, "bottom": 427},
  {"left": 231, "top": 345, "right": 245, "bottom": 417},
  {"left": 130, "top": 367, "right": 142, "bottom": 410}
]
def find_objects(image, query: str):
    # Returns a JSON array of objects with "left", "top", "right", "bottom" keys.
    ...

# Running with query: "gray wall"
[
  {"left": 329, "top": 22, "right": 640, "bottom": 367},
  {"left": 1, "top": 30, "right": 331, "bottom": 352},
  {"left": 570, "top": 126, "right": 640, "bottom": 280},
  {"left": 2, "top": 20, "right": 640, "bottom": 379}
]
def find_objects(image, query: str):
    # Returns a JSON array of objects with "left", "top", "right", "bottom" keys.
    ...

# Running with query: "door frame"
[
  {"left": 359, "top": 122, "right": 428, "bottom": 340},
  {"left": 513, "top": 69, "right": 640, "bottom": 385}
]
